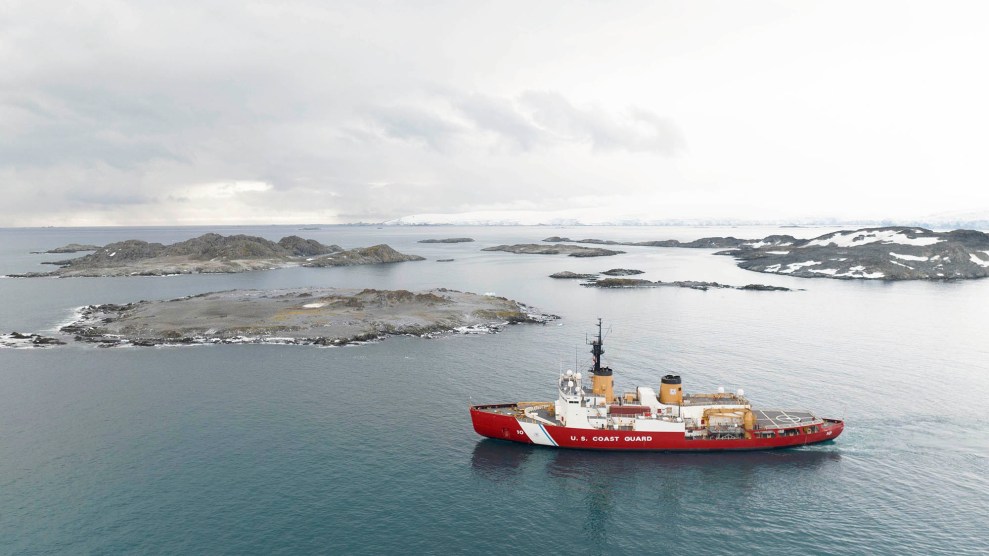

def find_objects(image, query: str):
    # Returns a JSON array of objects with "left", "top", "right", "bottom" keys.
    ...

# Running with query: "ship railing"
[
  {"left": 515, "top": 414, "right": 559, "bottom": 427},
  {"left": 707, "top": 425, "right": 745, "bottom": 434}
]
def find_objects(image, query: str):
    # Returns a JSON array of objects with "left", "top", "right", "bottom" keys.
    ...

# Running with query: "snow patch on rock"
[
  {"left": 969, "top": 253, "right": 989, "bottom": 268},
  {"left": 806, "top": 229, "right": 942, "bottom": 248},
  {"left": 890, "top": 252, "right": 929, "bottom": 262},
  {"left": 779, "top": 261, "right": 821, "bottom": 274}
]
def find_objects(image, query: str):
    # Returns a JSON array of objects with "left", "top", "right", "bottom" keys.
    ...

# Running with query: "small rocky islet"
[
  {"left": 417, "top": 237, "right": 474, "bottom": 243},
  {"left": 601, "top": 268, "right": 645, "bottom": 276},
  {"left": 482, "top": 243, "right": 623, "bottom": 257},
  {"left": 548, "top": 269, "right": 645, "bottom": 279},
  {"left": 0, "top": 332, "right": 66, "bottom": 348},
  {"left": 583, "top": 278, "right": 791, "bottom": 291},
  {"left": 12, "top": 233, "right": 424, "bottom": 277},
  {"left": 549, "top": 271, "right": 599, "bottom": 279},
  {"left": 550, "top": 268, "right": 789, "bottom": 291},
  {"left": 30, "top": 243, "right": 101, "bottom": 254}
]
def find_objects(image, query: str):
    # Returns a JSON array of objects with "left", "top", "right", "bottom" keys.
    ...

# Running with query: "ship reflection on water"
[
  {"left": 470, "top": 439, "right": 844, "bottom": 546},
  {"left": 546, "top": 444, "right": 842, "bottom": 477},
  {"left": 469, "top": 439, "right": 538, "bottom": 481}
]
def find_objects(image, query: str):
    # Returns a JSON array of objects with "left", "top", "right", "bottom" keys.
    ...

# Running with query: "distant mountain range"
[{"left": 382, "top": 209, "right": 989, "bottom": 229}]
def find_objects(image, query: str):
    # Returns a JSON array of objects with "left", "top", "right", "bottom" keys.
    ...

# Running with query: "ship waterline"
[{"left": 471, "top": 404, "right": 843, "bottom": 451}]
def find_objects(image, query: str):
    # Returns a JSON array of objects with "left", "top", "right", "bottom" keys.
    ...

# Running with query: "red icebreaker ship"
[{"left": 470, "top": 320, "right": 844, "bottom": 451}]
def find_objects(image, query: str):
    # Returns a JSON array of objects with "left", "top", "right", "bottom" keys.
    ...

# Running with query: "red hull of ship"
[{"left": 471, "top": 405, "right": 844, "bottom": 451}]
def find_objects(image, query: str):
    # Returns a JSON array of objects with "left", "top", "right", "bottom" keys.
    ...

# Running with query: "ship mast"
[
  {"left": 590, "top": 318, "right": 604, "bottom": 374},
  {"left": 589, "top": 318, "right": 615, "bottom": 403}
]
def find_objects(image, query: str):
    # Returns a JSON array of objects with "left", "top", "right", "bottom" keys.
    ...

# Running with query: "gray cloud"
[
  {"left": 0, "top": 2, "right": 692, "bottom": 225},
  {"left": 520, "top": 91, "right": 684, "bottom": 154},
  {"left": 362, "top": 105, "right": 466, "bottom": 151},
  {"left": 3, "top": 1, "right": 976, "bottom": 225},
  {"left": 65, "top": 189, "right": 157, "bottom": 207},
  {"left": 0, "top": 88, "right": 184, "bottom": 169},
  {"left": 358, "top": 90, "right": 684, "bottom": 156},
  {"left": 452, "top": 94, "right": 545, "bottom": 150}
]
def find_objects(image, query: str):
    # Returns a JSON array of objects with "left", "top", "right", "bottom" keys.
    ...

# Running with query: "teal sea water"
[{"left": 1, "top": 225, "right": 987, "bottom": 555}]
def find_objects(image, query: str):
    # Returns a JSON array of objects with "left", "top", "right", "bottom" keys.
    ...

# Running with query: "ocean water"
[{"left": 1, "top": 225, "right": 987, "bottom": 555}]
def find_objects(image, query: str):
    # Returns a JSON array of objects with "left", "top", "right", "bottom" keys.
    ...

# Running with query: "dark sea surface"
[{"left": 1, "top": 225, "right": 987, "bottom": 555}]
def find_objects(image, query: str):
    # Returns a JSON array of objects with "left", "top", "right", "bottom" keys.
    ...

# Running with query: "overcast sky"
[{"left": 2, "top": 1, "right": 988, "bottom": 226}]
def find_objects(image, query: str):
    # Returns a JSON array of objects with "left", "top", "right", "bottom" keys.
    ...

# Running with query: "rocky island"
[
  {"left": 30, "top": 243, "right": 101, "bottom": 254},
  {"left": 549, "top": 268, "right": 644, "bottom": 279},
  {"left": 718, "top": 227, "right": 989, "bottom": 280},
  {"left": 11, "top": 234, "right": 424, "bottom": 277},
  {"left": 601, "top": 268, "right": 644, "bottom": 276},
  {"left": 57, "top": 288, "right": 555, "bottom": 347},
  {"left": 301, "top": 244, "right": 424, "bottom": 267},
  {"left": 549, "top": 271, "right": 599, "bottom": 279},
  {"left": 483, "top": 244, "right": 624, "bottom": 257},
  {"left": 544, "top": 227, "right": 989, "bottom": 280}
]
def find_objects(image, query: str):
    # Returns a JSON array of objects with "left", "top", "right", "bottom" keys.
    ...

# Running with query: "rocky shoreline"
[
  {"left": 0, "top": 332, "right": 66, "bottom": 348},
  {"left": 54, "top": 288, "right": 557, "bottom": 348}
]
